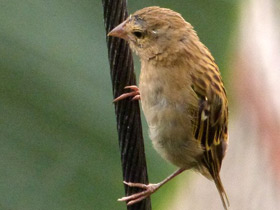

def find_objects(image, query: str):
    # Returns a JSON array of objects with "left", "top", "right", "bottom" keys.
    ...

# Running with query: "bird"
[{"left": 108, "top": 6, "right": 229, "bottom": 210}]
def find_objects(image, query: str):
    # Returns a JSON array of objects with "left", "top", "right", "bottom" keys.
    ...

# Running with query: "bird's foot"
[
  {"left": 118, "top": 181, "right": 160, "bottom": 206},
  {"left": 113, "top": 85, "right": 140, "bottom": 102}
]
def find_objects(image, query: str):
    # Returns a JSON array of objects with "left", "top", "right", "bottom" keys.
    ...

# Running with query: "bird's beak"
[{"left": 107, "top": 19, "right": 128, "bottom": 40}]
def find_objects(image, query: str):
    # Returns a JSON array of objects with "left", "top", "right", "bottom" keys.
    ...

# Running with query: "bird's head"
[{"left": 108, "top": 6, "right": 197, "bottom": 62}]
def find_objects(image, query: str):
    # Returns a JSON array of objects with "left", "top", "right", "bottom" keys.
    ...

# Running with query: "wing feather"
[{"left": 190, "top": 60, "right": 229, "bottom": 209}]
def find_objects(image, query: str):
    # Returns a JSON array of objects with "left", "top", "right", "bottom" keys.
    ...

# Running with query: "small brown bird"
[{"left": 108, "top": 6, "right": 229, "bottom": 210}]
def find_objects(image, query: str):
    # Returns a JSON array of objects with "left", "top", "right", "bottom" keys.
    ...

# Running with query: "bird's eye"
[{"left": 133, "top": 31, "right": 144, "bottom": 39}]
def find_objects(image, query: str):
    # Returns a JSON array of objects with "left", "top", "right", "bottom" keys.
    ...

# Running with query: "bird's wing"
[
  {"left": 190, "top": 56, "right": 229, "bottom": 208},
  {"left": 190, "top": 58, "right": 228, "bottom": 176}
]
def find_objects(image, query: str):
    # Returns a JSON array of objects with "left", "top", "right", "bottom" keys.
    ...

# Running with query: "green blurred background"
[{"left": 0, "top": 0, "right": 238, "bottom": 209}]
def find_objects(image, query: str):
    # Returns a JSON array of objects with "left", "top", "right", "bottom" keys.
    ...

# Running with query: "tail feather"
[{"left": 213, "top": 175, "right": 230, "bottom": 210}]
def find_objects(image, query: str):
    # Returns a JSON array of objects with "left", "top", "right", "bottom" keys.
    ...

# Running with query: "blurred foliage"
[{"left": 0, "top": 0, "right": 238, "bottom": 209}]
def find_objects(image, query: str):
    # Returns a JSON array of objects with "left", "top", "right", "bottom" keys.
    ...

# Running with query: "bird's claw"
[
  {"left": 118, "top": 181, "right": 159, "bottom": 206},
  {"left": 113, "top": 85, "right": 140, "bottom": 102}
]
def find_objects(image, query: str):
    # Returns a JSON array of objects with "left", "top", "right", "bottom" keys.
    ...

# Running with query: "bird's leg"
[
  {"left": 118, "top": 168, "right": 186, "bottom": 206},
  {"left": 113, "top": 85, "right": 140, "bottom": 102}
]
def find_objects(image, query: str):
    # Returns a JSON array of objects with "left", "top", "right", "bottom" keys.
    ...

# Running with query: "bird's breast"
[
  {"left": 139, "top": 76, "right": 191, "bottom": 143},
  {"left": 139, "top": 63, "right": 203, "bottom": 168}
]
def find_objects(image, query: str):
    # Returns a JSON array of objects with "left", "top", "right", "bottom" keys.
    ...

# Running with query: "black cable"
[{"left": 102, "top": 1, "right": 151, "bottom": 209}]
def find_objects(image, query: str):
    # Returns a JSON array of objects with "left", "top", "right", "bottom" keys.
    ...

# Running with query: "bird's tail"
[{"left": 213, "top": 174, "right": 230, "bottom": 210}]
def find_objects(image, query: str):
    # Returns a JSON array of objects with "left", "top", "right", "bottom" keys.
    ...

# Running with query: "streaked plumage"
[{"left": 108, "top": 6, "right": 229, "bottom": 209}]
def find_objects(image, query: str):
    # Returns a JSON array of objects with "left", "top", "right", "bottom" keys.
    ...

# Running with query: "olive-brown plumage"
[{"left": 109, "top": 6, "right": 229, "bottom": 210}]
